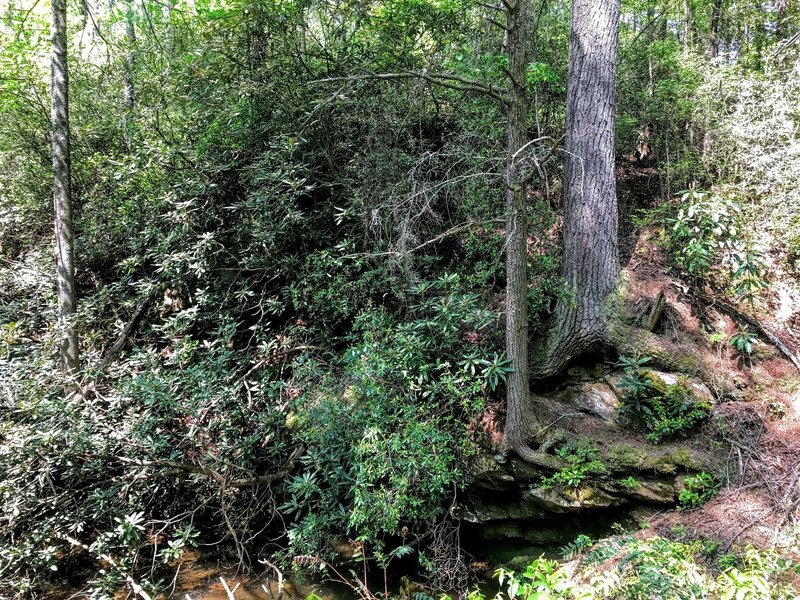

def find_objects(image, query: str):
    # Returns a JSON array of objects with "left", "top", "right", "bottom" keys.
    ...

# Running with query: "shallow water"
[
  {"left": 183, "top": 578, "right": 285, "bottom": 600},
  {"left": 172, "top": 509, "right": 646, "bottom": 599},
  {"left": 175, "top": 556, "right": 360, "bottom": 600}
]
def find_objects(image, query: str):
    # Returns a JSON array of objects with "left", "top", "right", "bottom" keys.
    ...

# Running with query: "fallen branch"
[
  {"left": 693, "top": 290, "right": 800, "bottom": 372},
  {"left": 113, "top": 454, "right": 296, "bottom": 488},
  {"left": 96, "top": 293, "right": 155, "bottom": 373},
  {"left": 220, "top": 577, "right": 241, "bottom": 600},
  {"left": 259, "top": 557, "right": 284, "bottom": 600}
]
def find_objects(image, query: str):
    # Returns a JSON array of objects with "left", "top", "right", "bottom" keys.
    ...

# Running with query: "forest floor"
[{"left": 616, "top": 158, "right": 800, "bottom": 553}]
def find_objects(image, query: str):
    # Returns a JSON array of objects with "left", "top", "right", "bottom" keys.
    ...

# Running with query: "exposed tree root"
[
  {"left": 506, "top": 279, "right": 625, "bottom": 462},
  {"left": 533, "top": 326, "right": 611, "bottom": 381},
  {"left": 503, "top": 391, "right": 568, "bottom": 470},
  {"left": 507, "top": 439, "right": 568, "bottom": 471}
]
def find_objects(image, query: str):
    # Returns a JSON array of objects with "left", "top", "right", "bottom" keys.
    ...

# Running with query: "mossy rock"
[
  {"left": 605, "top": 443, "right": 716, "bottom": 474},
  {"left": 606, "top": 443, "right": 649, "bottom": 470},
  {"left": 603, "top": 442, "right": 677, "bottom": 475},
  {"left": 600, "top": 478, "right": 676, "bottom": 504},
  {"left": 522, "top": 485, "right": 625, "bottom": 513},
  {"left": 464, "top": 450, "right": 517, "bottom": 491},
  {"left": 614, "top": 370, "right": 713, "bottom": 405}
]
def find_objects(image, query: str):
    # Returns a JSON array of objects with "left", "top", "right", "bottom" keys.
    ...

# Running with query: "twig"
[
  {"left": 259, "top": 557, "right": 284, "bottom": 600},
  {"left": 309, "top": 70, "right": 507, "bottom": 105},
  {"left": 510, "top": 135, "right": 556, "bottom": 163},
  {"left": 61, "top": 535, "right": 153, "bottom": 600},
  {"left": 220, "top": 577, "right": 241, "bottom": 600},
  {"left": 516, "top": 133, "right": 566, "bottom": 187},
  {"left": 537, "top": 412, "right": 582, "bottom": 436},
  {"left": 341, "top": 218, "right": 504, "bottom": 260}
]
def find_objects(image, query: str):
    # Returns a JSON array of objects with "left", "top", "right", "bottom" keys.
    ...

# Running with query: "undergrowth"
[
  {"left": 617, "top": 355, "right": 712, "bottom": 444},
  {"left": 459, "top": 536, "right": 800, "bottom": 600}
]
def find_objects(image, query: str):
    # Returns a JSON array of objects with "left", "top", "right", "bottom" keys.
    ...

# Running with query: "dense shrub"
[{"left": 283, "top": 275, "right": 504, "bottom": 561}]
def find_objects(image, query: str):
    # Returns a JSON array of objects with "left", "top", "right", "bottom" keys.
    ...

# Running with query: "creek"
[{"left": 179, "top": 505, "right": 647, "bottom": 599}]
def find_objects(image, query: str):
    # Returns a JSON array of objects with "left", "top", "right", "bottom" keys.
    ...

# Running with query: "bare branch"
[
  {"left": 219, "top": 577, "right": 241, "bottom": 600},
  {"left": 476, "top": 1, "right": 502, "bottom": 11},
  {"left": 511, "top": 135, "right": 555, "bottom": 163},
  {"left": 112, "top": 454, "right": 296, "bottom": 488},
  {"left": 308, "top": 70, "right": 507, "bottom": 105},
  {"left": 341, "top": 218, "right": 504, "bottom": 261},
  {"left": 259, "top": 558, "right": 285, "bottom": 600}
]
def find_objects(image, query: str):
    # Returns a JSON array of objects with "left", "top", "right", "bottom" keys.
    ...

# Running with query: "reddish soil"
[{"left": 616, "top": 162, "right": 800, "bottom": 551}]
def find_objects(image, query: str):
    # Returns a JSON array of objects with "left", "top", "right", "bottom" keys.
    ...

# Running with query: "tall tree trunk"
[
  {"left": 684, "top": 0, "right": 693, "bottom": 56},
  {"left": 51, "top": 0, "right": 79, "bottom": 376},
  {"left": 503, "top": 0, "right": 536, "bottom": 455},
  {"left": 123, "top": 0, "right": 136, "bottom": 113},
  {"left": 122, "top": 0, "right": 136, "bottom": 149},
  {"left": 709, "top": 0, "right": 722, "bottom": 58},
  {"left": 537, "top": 0, "right": 621, "bottom": 378}
]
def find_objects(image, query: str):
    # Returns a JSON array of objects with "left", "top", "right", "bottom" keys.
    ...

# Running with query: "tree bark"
[
  {"left": 122, "top": 0, "right": 136, "bottom": 150},
  {"left": 123, "top": 0, "right": 136, "bottom": 114},
  {"left": 51, "top": 0, "right": 79, "bottom": 376},
  {"left": 503, "top": 0, "right": 534, "bottom": 452},
  {"left": 684, "top": 0, "right": 693, "bottom": 56},
  {"left": 537, "top": 0, "right": 621, "bottom": 378},
  {"left": 709, "top": 0, "right": 722, "bottom": 58}
]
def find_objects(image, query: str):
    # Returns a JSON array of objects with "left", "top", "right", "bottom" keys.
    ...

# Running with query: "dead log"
[
  {"left": 642, "top": 290, "right": 666, "bottom": 332},
  {"left": 694, "top": 290, "right": 800, "bottom": 373},
  {"left": 96, "top": 295, "right": 153, "bottom": 373}
]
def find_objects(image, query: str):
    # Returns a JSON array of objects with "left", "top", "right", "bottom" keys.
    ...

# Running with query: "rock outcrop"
[{"left": 457, "top": 370, "right": 725, "bottom": 544}]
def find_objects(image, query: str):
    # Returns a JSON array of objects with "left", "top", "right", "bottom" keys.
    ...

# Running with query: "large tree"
[
  {"left": 505, "top": 0, "right": 622, "bottom": 458},
  {"left": 51, "top": 0, "right": 79, "bottom": 376},
  {"left": 505, "top": 0, "right": 608, "bottom": 468},
  {"left": 537, "top": 0, "right": 622, "bottom": 378}
]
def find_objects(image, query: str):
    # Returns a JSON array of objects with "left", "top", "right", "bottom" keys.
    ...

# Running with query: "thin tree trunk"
[
  {"left": 709, "top": 0, "right": 722, "bottom": 58},
  {"left": 123, "top": 0, "right": 136, "bottom": 113},
  {"left": 504, "top": 0, "right": 535, "bottom": 451},
  {"left": 776, "top": 0, "right": 792, "bottom": 40},
  {"left": 684, "top": 0, "right": 693, "bottom": 56},
  {"left": 51, "top": 0, "right": 79, "bottom": 376},
  {"left": 122, "top": 0, "right": 136, "bottom": 149},
  {"left": 538, "top": 0, "right": 621, "bottom": 378}
]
